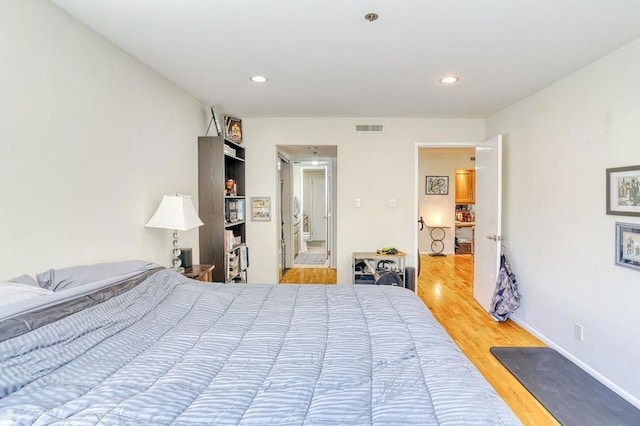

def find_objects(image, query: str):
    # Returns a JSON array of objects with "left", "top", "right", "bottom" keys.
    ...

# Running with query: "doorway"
[
  {"left": 277, "top": 145, "right": 337, "bottom": 283},
  {"left": 417, "top": 147, "right": 476, "bottom": 258},
  {"left": 416, "top": 137, "right": 503, "bottom": 313}
]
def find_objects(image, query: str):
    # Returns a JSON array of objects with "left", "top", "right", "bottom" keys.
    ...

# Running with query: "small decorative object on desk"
[
  {"left": 224, "top": 116, "right": 242, "bottom": 144},
  {"left": 377, "top": 247, "right": 399, "bottom": 255}
]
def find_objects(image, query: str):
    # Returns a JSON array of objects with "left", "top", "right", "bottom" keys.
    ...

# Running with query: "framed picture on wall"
[
  {"left": 224, "top": 116, "right": 243, "bottom": 144},
  {"left": 251, "top": 197, "right": 271, "bottom": 221},
  {"left": 425, "top": 176, "right": 449, "bottom": 195},
  {"left": 615, "top": 222, "right": 640, "bottom": 271},
  {"left": 606, "top": 165, "right": 640, "bottom": 216}
]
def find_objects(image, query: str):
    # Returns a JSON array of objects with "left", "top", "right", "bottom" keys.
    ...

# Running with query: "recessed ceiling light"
[
  {"left": 439, "top": 76, "right": 459, "bottom": 84},
  {"left": 364, "top": 12, "right": 379, "bottom": 22},
  {"left": 250, "top": 75, "right": 268, "bottom": 83}
]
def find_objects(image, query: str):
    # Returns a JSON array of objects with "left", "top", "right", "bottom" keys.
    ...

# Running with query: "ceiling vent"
[{"left": 355, "top": 124, "right": 384, "bottom": 133}]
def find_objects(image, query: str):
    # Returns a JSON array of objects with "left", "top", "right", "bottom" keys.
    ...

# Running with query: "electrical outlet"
[
  {"left": 574, "top": 323, "right": 584, "bottom": 341},
  {"left": 354, "top": 198, "right": 361, "bottom": 208},
  {"left": 389, "top": 198, "right": 397, "bottom": 208}
]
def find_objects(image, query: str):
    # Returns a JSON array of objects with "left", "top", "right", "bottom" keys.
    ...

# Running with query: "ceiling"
[{"left": 52, "top": 1, "right": 640, "bottom": 119}]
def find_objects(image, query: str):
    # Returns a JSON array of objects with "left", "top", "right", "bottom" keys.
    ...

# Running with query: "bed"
[{"left": 0, "top": 264, "right": 520, "bottom": 425}]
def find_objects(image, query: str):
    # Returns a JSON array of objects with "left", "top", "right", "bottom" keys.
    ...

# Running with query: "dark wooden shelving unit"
[{"left": 198, "top": 136, "right": 248, "bottom": 283}]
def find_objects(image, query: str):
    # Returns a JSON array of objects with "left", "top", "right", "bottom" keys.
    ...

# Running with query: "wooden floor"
[
  {"left": 280, "top": 267, "right": 337, "bottom": 284},
  {"left": 418, "top": 254, "right": 558, "bottom": 425}
]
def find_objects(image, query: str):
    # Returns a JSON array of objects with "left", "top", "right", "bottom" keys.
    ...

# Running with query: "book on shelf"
[
  {"left": 225, "top": 230, "right": 244, "bottom": 251},
  {"left": 223, "top": 145, "right": 236, "bottom": 157},
  {"left": 240, "top": 246, "right": 249, "bottom": 271},
  {"left": 225, "top": 230, "right": 235, "bottom": 251}
]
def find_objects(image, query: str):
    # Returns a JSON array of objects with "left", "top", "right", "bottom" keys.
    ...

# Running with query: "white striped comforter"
[{"left": 0, "top": 269, "right": 520, "bottom": 425}]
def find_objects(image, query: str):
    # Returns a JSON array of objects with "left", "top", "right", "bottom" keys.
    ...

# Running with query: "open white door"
[
  {"left": 473, "top": 135, "right": 502, "bottom": 313},
  {"left": 310, "top": 173, "right": 327, "bottom": 241}
]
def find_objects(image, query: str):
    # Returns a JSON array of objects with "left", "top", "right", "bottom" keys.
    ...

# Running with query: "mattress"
[{"left": 0, "top": 269, "right": 520, "bottom": 425}]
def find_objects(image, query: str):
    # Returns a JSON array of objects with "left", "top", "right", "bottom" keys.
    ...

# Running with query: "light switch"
[
  {"left": 389, "top": 198, "right": 397, "bottom": 208},
  {"left": 355, "top": 198, "right": 361, "bottom": 208}
]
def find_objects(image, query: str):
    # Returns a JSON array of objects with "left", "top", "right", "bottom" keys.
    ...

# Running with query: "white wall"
[
  {"left": 487, "top": 38, "right": 640, "bottom": 404},
  {"left": 244, "top": 119, "right": 484, "bottom": 284},
  {"left": 418, "top": 149, "right": 475, "bottom": 254},
  {"left": 0, "top": 1, "right": 207, "bottom": 279}
]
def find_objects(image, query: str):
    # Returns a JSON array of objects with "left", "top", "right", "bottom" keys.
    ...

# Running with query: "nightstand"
[{"left": 182, "top": 264, "right": 215, "bottom": 282}]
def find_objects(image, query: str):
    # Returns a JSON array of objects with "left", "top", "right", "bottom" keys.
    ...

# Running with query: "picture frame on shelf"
[
  {"left": 251, "top": 197, "right": 271, "bottom": 221},
  {"left": 224, "top": 116, "right": 243, "bottom": 144},
  {"left": 425, "top": 176, "right": 449, "bottom": 195},
  {"left": 225, "top": 198, "right": 245, "bottom": 223},
  {"left": 615, "top": 222, "right": 640, "bottom": 271},
  {"left": 606, "top": 165, "right": 640, "bottom": 216}
]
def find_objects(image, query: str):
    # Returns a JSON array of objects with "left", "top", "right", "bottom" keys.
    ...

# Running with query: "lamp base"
[{"left": 171, "top": 230, "right": 184, "bottom": 272}]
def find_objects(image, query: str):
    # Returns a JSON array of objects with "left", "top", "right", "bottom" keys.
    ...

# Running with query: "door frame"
[
  {"left": 414, "top": 141, "right": 479, "bottom": 264},
  {"left": 276, "top": 154, "right": 293, "bottom": 278}
]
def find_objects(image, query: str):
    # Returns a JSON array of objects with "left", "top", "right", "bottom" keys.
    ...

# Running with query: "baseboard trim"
[{"left": 510, "top": 315, "right": 640, "bottom": 410}]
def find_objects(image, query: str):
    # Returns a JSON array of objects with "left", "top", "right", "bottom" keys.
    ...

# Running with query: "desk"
[
  {"left": 427, "top": 226, "right": 450, "bottom": 256},
  {"left": 182, "top": 264, "right": 215, "bottom": 282}
]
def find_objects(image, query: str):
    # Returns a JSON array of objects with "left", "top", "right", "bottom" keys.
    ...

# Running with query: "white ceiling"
[{"left": 52, "top": 0, "right": 640, "bottom": 119}]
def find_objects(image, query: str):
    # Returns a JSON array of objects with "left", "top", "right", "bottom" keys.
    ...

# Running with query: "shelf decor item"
[
  {"left": 205, "top": 106, "right": 223, "bottom": 136},
  {"left": 615, "top": 222, "right": 640, "bottom": 271},
  {"left": 145, "top": 194, "right": 204, "bottom": 272},
  {"left": 224, "top": 116, "right": 242, "bottom": 144},
  {"left": 426, "top": 176, "right": 449, "bottom": 195},
  {"left": 212, "top": 106, "right": 222, "bottom": 136},
  {"left": 606, "top": 165, "right": 640, "bottom": 216},
  {"left": 251, "top": 197, "right": 271, "bottom": 221},
  {"left": 225, "top": 179, "right": 237, "bottom": 196}
]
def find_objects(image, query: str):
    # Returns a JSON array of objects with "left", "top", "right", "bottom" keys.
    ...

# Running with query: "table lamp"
[{"left": 145, "top": 194, "right": 203, "bottom": 272}]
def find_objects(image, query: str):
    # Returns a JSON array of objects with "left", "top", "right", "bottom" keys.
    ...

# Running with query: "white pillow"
[{"left": 0, "top": 282, "right": 53, "bottom": 307}]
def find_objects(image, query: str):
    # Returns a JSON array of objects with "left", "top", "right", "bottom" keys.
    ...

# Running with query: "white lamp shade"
[{"left": 145, "top": 194, "right": 204, "bottom": 231}]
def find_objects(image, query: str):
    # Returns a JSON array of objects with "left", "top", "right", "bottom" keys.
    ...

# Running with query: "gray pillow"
[
  {"left": 9, "top": 274, "right": 39, "bottom": 287},
  {"left": 36, "top": 260, "right": 160, "bottom": 291}
]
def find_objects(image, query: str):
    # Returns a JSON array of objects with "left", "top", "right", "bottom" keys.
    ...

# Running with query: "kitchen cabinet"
[{"left": 455, "top": 169, "right": 475, "bottom": 204}]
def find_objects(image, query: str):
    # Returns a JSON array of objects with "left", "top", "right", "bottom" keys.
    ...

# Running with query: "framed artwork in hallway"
[{"left": 425, "top": 176, "right": 449, "bottom": 195}]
